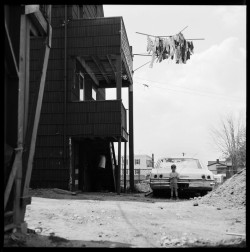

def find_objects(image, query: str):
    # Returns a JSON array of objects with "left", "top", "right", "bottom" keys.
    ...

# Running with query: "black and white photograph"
[{"left": 4, "top": 4, "right": 246, "bottom": 248}]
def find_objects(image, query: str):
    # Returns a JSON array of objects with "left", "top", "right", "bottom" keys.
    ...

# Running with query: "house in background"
[
  {"left": 207, "top": 159, "right": 232, "bottom": 179},
  {"left": 119, "top": 154, "right": 153, "bottom": 184},
  {"left": 29, "top": 5, "right": 134, "bottom": 194}
]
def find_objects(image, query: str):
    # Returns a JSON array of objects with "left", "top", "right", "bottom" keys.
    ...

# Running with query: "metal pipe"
[{"left": 63, "top": 5, "right": 67, "bottom": 161}]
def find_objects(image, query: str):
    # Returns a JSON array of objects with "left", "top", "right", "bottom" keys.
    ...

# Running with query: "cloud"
[
  {"left": 132, "top": 37, "right": 246, "bottom": 165},
  {"left": 213, "top": 6, "right": 246, "bottom": 27}
]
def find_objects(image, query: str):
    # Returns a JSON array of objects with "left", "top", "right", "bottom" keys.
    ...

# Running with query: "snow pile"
[{"left": 200, "top": 168, "right": 246, "bottom": 209}]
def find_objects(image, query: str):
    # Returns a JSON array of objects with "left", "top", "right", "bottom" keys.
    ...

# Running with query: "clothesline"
[{"left": 136, "top": 32, "right": 205, "bottom": 40}]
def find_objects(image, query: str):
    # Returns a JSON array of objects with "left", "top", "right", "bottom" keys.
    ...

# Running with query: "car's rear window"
[{"left": 155, "top": 158, "right": 202, "bottom": 169}]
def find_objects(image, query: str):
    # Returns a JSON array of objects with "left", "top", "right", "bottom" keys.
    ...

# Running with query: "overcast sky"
[{"left": 103, "top": 5, "right": 246, "bottom": 167}]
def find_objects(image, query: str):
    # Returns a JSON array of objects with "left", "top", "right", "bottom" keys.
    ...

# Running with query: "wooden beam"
[
  {"left": 76, "top": 56, "right": 99, "bottom": 87},
  {"left": 23, "top": 19, "right": 30, "bottom": 140},
  {"left": 5, "top": 21, "right": 19, "bottom": 78},
  {"left": 29, "top": 10, "right": 48, "bottom": 36},
  {"left": 21, "top": 42, "right": 51, "bottom": 219},
  {"left": 91, "top": 56, "right": 110, "bottom": 85},
  {"left": 128, "top": 83, "right": 134, "bottom": 192},
  {"left": 14, "top": 13, "right": 28, "bottom": 227},
  {"left": 124, "top": 141, "right": 127, "bottom": 192},
  {"left": 106, "top": 54, "right": 116, "bottom": 78}
]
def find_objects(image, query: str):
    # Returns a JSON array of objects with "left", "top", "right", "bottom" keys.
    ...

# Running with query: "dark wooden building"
[{"left": 29, "top": 5, "right": 134, "bottom": 193}]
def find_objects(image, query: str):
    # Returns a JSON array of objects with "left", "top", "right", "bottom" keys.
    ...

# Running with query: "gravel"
[{"left": 200, "top": 168, "right": 246, "bottom": 209}]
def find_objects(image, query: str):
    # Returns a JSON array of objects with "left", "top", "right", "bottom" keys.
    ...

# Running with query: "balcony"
[
  {"left": 67, "top": 16, "right": 133, "bottom": 88},
  {"left": 67, "top": 100, "right": 128, "bottom": 142}
]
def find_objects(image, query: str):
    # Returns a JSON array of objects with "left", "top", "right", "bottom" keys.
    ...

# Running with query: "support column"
[
  {"left": 124, "top": 141, "right": 127, "bottom": 192},
  {"left": 116, "top": 55, "right": 122, "bottom": 195},
  {"left": 128, "top": 84, "right": 134, "bottom": 192},
  {"left": 20, "top": 31, "right": 51, "bottom": 222},
  {"left": 14, "top": 13, "right": 27, "bottom": 229},
  {"left": 117, "top": 137, "right": 121, "bottom": 195}
]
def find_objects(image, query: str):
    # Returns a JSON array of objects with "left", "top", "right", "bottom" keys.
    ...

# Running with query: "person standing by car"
[{"left": 169, "top": 164, "right": 179, "bottom": 200}]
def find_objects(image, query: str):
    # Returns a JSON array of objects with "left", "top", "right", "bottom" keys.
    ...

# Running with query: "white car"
[{"left": 150, "top": 157, "right": 215, "bottom": 196}]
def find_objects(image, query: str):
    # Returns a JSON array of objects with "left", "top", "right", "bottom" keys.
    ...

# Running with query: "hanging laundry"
[
  {"left": 145, "top": 32, "right": 194, "bottom": 67},
  {"left": 149, "top": 52, "right": 156, "bottom": 68},
  {"left": 147, "top": 35, "right": 154, "bottom": 54}
]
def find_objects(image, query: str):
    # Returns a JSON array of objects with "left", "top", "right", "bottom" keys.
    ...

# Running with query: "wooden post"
[
  {"left": 117, "top": 137, "right": 121, "bottom": 194},
  {"left": 14, "top": 13, "right": 27, "bottom": 227},
  {"left": 23, "top": 18, "right": 30, "bottom": 140},
  {"left": 129, "top": 83, "right": 134, "bottom": 192},
  {"left": 21, "top": 37, "right": 51, "bottom": 221},
  {"left": 124, "top": 141, "right": 127, "bottom": 193}
]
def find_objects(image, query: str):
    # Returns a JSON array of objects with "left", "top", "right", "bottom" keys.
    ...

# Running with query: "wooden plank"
[
  {"left": 5, "top": 21, "right": 19, "bottom": 78},
  {"left": 25, "top": 5, "right": 39, "bottom": 15},
  {"left": 22, "top": 43, "right": 51, "bottom": 216},
  {"left": 91, "top": 56, "right": 110, "bottom": 85},
  {"left": 76, "top": 56, "right": 99, "bottom": 87}
]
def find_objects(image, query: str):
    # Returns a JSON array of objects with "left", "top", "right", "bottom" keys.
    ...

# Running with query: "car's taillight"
[
  {"left": 207, "top": 175, "right": 211, "bottom": 179},
  {"left": 201, "top": 175, "right": 206, "bottom": 179},
  {"left": 154, "top": 174, "right": 157, "bottom": 178},
  {"left": 159, "top": 174, "right": 163, "bottom": 178}
]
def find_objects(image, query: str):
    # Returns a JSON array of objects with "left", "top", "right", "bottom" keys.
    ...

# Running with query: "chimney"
[{"left": 216, "top": 159, "right": 219, "bottom": 164}]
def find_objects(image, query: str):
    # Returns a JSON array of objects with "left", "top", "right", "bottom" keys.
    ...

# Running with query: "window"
[
  {"left": 135, "top": 169, "right": 140, "bottom": 175},
  {"left": 126, "top": 170, "right": 129, "bottom": 175},
  {"left": 135, "top": 159, "right": 140, "bottom": 165},
  {"left": 79, "top": 73, "right": 84, "bottom": 101},
  {"left": 146, "top": 160, "right": 153, "bottom": 167},
  {"left": 92, "top": 87, "right": 97, "bottom": 100}
]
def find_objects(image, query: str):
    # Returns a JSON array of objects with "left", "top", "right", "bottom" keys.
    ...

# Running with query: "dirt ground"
[{"left": 4, "top": 185, "right": 246, "bottom": 248}]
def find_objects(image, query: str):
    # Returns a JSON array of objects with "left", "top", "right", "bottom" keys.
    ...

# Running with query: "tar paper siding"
[{"left": 29, "top": 5, "right": 105, "bottom": 189}]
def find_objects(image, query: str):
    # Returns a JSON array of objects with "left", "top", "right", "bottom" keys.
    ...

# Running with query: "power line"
[
  {"left": 133, "top": 80, "right": 243, "bottom": 103},
  {"left": 134, "top": 76, "right": 243, "bottom": 101}
]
